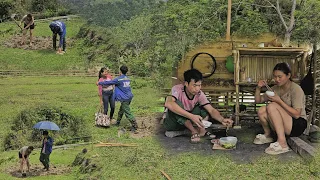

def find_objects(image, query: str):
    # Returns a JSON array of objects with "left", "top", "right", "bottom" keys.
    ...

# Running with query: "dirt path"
[
  {"left": 3, "top": 34, "right": 73, "bottom": 50},
  {"left": 7, "top": 164, "right": 71, "bottom": 178}
]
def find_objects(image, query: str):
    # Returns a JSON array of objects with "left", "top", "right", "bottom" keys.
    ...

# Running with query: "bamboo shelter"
[
  {"left": 174, "top": 37, "right": 310, "bottom": 126},
  {"left": 233, "top": 47, "right": 309, "bottom": 126}
]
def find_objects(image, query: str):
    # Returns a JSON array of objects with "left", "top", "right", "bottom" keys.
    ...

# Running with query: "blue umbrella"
[{"left": 33, "top": 121, "right": 60, "bottom": 131}]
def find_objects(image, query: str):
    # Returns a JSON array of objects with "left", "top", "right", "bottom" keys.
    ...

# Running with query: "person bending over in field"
[
  {"left": 20, "top": 14, "right": 35, "bottom": 46},
  {"left": 18, "top": 146, "right": 34, "bottom": 173}
]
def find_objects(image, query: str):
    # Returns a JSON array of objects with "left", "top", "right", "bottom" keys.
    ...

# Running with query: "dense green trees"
[
  {"left": 293, "top": 0, "right": 320, "bottom": 43},
  {"left": 74, "top": 0, "right": 277, "bottom": 85}
]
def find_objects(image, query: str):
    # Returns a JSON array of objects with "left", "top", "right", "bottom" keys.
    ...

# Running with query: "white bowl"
[
  {"left": 266, "top": 91, "right": 275, "bottom": 97},
  {"left": 202, "top": 120, "right": 212, "bottom": 128},
  {"left": 219, "top": 136, "right": 237, "bottom": 149}
]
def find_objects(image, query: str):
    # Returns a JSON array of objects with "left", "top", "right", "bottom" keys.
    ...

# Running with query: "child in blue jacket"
[
  {"left": 49, "top": 21, "right": 66, "bottom": 54},
  {"left": 97, "top": 65, "right": 138, "bottom": 132},
  {"left": 39, "top": 130, "right": 53, "bottom": 171}
]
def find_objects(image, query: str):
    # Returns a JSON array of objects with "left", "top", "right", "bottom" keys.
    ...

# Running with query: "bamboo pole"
[
  {"left": 95, "top": 142, "right": 138, "bottom": 147},
  {"left": 235, "top": 50, "right": 240, "bottom": 126},
  {"left": 226, "top": 0, "right": 232, "bottom": 41},
  {"left": 160, "top": 170, "right": 172, "bottom": 180}
]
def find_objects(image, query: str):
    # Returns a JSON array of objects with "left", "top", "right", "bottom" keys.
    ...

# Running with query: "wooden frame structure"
[{"left": 233, "top": 47, "right": 309, "bottom": 126}]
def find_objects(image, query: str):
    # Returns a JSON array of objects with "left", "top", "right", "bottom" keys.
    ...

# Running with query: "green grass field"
[
  {"left": 0, "top": 18, "right": 86, "bottom": 71},
  {"left": 0, "top": 17, "right": 319, "bottom": 179}
]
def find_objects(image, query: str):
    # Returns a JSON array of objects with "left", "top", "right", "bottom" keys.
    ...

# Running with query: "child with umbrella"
[
  {"left": 40, "top": 130, "right": 53, "bottom": 171},
  {"left": 33, "top": 121, "right": 58, "bottom": 171}
]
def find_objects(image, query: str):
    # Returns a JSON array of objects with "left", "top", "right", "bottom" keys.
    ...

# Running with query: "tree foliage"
[
  {"left": 0, "top": 1, "right": 13, "bottom": 22},
  {"left": 75, "top": 0, "right": 274, "bottom": 85},
  {"left": 31, "top": 0, "right": 58, "bottom": 12},
  {"left": 293, "top": 0, "right": 320, "bottom": 43},
  {"left": 232, "top": 0, "right": 269, "bottom": 37},
  {"left": 65, "top": 0, "right": 161, "bottom": 27}
]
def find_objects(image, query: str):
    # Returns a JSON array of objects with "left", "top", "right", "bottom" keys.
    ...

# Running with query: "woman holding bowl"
[{"left": 254, "top": 62, "right": 307, "bottom": 155}]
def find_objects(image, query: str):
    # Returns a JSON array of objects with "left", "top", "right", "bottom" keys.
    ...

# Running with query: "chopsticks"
[{"left": 263, "top": 80, "right": 273, "bottom": 92}]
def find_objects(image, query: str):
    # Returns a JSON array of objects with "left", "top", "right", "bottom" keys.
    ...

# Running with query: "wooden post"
[
  {"left": 226, "top": 0, "right": 232, "bottom": 41},
  {"left": 233, "top": 50, "right": 240, "bottom": 127},
  {"left": 300, "top": 51, "right": 308, "bottom": 78},
  {"left": 305, "top": 43, "right": 317, "bottom": 135}
]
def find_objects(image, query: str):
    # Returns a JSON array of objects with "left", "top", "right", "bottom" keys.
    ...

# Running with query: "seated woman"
[{"left": 254, "top": 62, "right": 307, "bottom": 155}]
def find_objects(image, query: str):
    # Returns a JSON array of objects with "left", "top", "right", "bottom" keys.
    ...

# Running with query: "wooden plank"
[{"left": 287, "top": 137, "right": 316, "bottom": 159}]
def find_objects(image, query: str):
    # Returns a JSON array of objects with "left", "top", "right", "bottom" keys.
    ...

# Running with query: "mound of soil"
[
  {"left": 7, "top": 164, "right": 71, "bottom": 178},
  {"left": 130, "top": 113, "right": 163, "bottom": 138},
  {"left": 3, "top": 34, "right": 73, "bottom": 50}
]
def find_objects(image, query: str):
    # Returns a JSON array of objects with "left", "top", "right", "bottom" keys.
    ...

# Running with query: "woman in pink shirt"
[{"left": 98, "top": 67, "right": 115, "bottom": 120}]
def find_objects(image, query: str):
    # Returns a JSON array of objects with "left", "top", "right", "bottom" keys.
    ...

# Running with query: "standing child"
[
  {"left": 96, "top": 65, "right": 138, "bottom": 133},
  {"left": 19, "top": 146, "right": 34, "bottom": 173},
  {"left": 98, "top": 67, "right": 115, "bottom": 121},
  {"left": 39, "top": 131, "right": 53, "bottom": 171},
  {"left": 20, "top": 14, "right": 35, "bottom": 46}
]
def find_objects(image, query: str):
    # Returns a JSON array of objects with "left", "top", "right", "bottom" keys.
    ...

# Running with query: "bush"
[
  {"left": 42, "top": 9, "right": 55, "bottom": 18},
  {"left": 57, "top": 7, "right": 70, "bottom": 16},
  {"left": 3, "top": 106, "right": 90, "bottom": 151},
  {"left": 130, "top": 77, "right": 154, "bottom": 89},
  {"left": 31, "top": 0, "right": 57, "bottom": 12},
  {"left": 0, "top": 1, "right": 13, "bottom": 22}
]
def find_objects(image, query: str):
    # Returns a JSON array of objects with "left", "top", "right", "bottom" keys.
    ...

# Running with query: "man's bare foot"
[
  {"left": 198, "top": 127, "right": 216, "bottom": 139},
  {"left": 190, "top": 133, "right": 201, "bottom": 143},
  {"left": 198, "top": 127, "right": 207, "bottom": 136}
]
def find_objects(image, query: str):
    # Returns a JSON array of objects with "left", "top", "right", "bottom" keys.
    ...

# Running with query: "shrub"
[
  {"left": 42, "top": 9, "right": 55, "bottom": 18},
  {"left": 0, "top": 1, "right": 13, "bottom": 22},
  {"left": 3, "top": 106, "right": 90, "bottom": 150},
  {"left": 31, "top": 0, "right": 57, "bottom": 12},
  {"left": 57, "top": 7, "right": 70, "bottom": 16},
  {"left": 130, "top": 77, "right": 154, "bottom": 89}
]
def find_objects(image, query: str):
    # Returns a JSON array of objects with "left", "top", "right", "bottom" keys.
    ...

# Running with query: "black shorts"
[
  {"left": 18, "top": 152, "right": 28, "bottom": 159},
  {"left": 24, "top": 23, "right": 35, "bottom": 29},
  {"left": 289, "top": 117, "right": 307, "bottom": 137}
]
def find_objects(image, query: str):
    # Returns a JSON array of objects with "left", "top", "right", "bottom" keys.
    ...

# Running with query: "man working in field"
[
  {"left": 49, "top": 21, "right": 66, "bottom": 54},
  {"left": 164, "top": 69, "right": 233, "bottom": 143}
]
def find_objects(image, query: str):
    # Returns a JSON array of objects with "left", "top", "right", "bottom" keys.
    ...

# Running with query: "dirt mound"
[
  {"left": 7, "top": 164, "right": 71, "bottom": 178},
  {"left": 130, "top": 113, "right": 163, "bottom": 138},
  {"left": 3, "top": 35, "right": 73, "bottom": 50}
]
